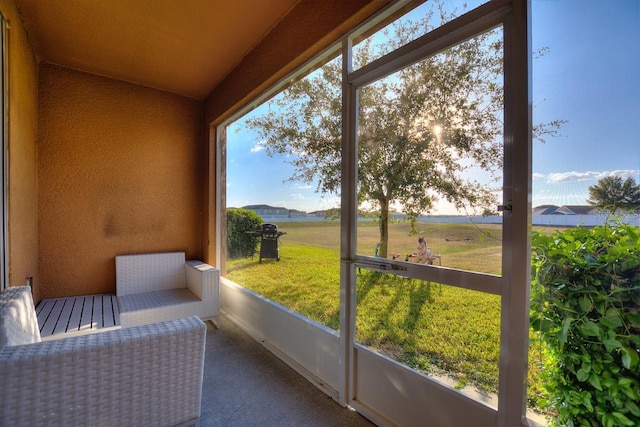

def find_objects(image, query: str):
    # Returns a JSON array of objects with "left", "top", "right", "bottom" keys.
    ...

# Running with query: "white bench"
[{"left": 116, "top": 252, "right": 220, "bottom": 328}]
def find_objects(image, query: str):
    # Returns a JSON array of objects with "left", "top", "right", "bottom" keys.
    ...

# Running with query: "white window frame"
[
  {"left": 216, "top": 1, "right": 532, "bottom": 425},
  {"left": 1, "top": 12, "right": 8, "bottom": 291}
]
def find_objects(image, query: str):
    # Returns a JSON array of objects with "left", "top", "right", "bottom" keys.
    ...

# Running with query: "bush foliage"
[
  {"left": 227, "top": 208, "right": 262, "bottom": 259},
  {"left": 530, "top": 222, "right": 640, "bottom": 426}
]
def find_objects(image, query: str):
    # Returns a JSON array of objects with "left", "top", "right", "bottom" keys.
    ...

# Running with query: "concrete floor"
[{"left": 200, "top": 315, "right": 375, "bottom": 427}]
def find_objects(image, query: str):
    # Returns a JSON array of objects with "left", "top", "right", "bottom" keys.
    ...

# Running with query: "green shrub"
[
  {"left": 227, "top": 208, "right": 263, "bottom": 259},
  {"left": 530, "top": 221, "right": 640, "bottom": 427}
]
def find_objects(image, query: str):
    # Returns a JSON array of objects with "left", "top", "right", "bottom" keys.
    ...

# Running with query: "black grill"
[{"left": 248, "top": 223, "right": 286, "bottom": 262}]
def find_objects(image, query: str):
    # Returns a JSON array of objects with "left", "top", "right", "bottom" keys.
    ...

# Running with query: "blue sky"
[
  {"left": 228, "top": 0, "right": 639, "bottom": 214},
  {"left": 531, "top": 0, "right": 639, "bottom": 207}
]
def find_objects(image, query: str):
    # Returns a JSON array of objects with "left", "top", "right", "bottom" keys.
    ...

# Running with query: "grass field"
[
  {"left": 227, "top": 220, "right": 546, "bottom": 411},
  {"left": 261, "top": 220, "right": 504, "bottom": 274}
]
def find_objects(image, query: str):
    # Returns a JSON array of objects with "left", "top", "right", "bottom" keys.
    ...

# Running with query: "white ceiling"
[{"left": 16, "top": 0, "right": 300, "bottom": 99}]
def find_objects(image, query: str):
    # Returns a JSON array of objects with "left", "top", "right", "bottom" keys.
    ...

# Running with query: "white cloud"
[
  {"left": 532, "top": 173, "right": 546, "bottom": 180},
  {"left": 291, "top": 183, "right": 313, "bottom": 190},
  {"left": 609, "top": 170, "right": 638, "bottom": 180},
  {"left": 547, "top": 171, "right": 600, "bottom": 183},
  {"left": 546, "top": 170, "right": 638, "bottom": 183},
  {"left": 290, "top": 193, "right": 304, "bottom": 199},
  {"left": 250, "top": 141, "right": 265, "bottom": 153}
]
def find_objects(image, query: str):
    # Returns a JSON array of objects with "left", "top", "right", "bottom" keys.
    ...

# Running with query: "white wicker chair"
[
  {"left": 0, "top": 286, "right": 206, "bottom": 427},
  {"left": 116, "top": 252, "right": 220, "bottom": 328}
]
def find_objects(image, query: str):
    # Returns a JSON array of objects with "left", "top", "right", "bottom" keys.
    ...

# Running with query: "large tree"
[
  {"left": 246, "top": 5, "right": 561, "bottom": 257},
  {"left": 587, "top": 176, "right": 640, "bottom": 212}
]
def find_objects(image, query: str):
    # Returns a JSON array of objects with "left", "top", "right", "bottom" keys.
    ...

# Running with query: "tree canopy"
[
  {"left": 587, "top": 176, "right": 640, "bottom": 213},
  {"left": 245, "top": 4, "right": 562, "bottom": 257}
]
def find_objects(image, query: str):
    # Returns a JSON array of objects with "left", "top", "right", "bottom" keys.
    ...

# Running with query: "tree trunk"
[{"left": 378, "top": 197, "right": 389, "bottom": 258}]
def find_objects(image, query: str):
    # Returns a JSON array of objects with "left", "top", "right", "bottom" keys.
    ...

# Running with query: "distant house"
[
  {"left": 530, "top": 204, "right": 638, "bottom": 227},
  {"left": 310, "top": 208, "right": 342, "bottom": 219},
  {"left": 288, "top": 209, "right": 308, "bottom": 218},
  {"left": 532, "top": 205, "right": 559, "bottom": 216},
  {"left": 554, "top": 205, "right": 593, "bottom": 215},
  {"left": 243, "top": 204, "right": 289, "bottom": 217},
  {"left": 533, "top": 205, "right": 593, "bottom": 215}
]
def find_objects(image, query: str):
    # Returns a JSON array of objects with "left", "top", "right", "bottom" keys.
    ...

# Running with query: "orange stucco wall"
[
  {"left": 38, "top": 64, "right": 203, "bottom": 299},
  {"left": 1, "top": 0, "right": 40, "bottom": 300},
  {"left": 3, "top": 0, "right": 386, "bottom": 301},
  {"left": 204, "top": 0, "right": 387, "bottom": 125}
]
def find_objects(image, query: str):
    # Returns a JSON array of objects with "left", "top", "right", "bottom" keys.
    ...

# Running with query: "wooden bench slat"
[
  {"left": 102, "top": 295, "right": 115, "bottom": 328},
  {"left": 79, "top": 296, "right": 93, "bottom": 332},
  {"left": 93, "top": 295, "right": 103, "bottom": 329},
  {"left": 39, "top": 299, "right": 64, "bottom": 336},
  {"left": 53, "top": 298, "right": 75, "bottom": 334},
  {"left": 67, "top": 297, "right": 85, "bottom": 332},
  {"left": 36, "top": 298, "right": 52, "bottom": 316},
  {"left": 112, "top": 295, "right": 121, "bottom": 327},
  {"left": 36, "top": 299, "right": 55, "bottom": 324}
]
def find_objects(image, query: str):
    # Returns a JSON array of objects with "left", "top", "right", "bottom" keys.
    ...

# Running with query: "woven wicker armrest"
[
  {"left": 185, "top": 260, "right": 220, "bottom": 324},
  {"left": 0, "top": 316, "right": 206, "bottom": 427}
]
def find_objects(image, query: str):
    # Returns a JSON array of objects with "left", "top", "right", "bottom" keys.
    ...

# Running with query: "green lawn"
[
  {"left": 227, "top": 220, "right": 546, "bottom": 410},
  {"left": 356, "top": 271, "right": 501, "bottom": 392}
]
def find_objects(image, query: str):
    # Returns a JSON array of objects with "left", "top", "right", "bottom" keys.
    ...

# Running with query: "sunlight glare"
[{"left": 433, "top": 124, "right": 443, "bottom": 145}]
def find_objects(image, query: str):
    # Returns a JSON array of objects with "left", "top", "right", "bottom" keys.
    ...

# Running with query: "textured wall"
[
  {"left": 1, "top": 0, "right": 40, "bottom": 299},
  {"left": 38, "top": 64, "right": 202, "bottom": 299},
  {"left": 204, "top": 0, "right": 387, "bottom": 125}
]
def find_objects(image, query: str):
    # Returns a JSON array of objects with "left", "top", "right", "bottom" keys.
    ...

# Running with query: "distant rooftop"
[{"left": 533, "top": 205, "right": 594, "bottom": 215}]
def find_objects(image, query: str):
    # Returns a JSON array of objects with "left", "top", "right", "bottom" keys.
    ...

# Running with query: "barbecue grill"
[{"left": 248, "top": 223, "right": 286, "bottom": 262}]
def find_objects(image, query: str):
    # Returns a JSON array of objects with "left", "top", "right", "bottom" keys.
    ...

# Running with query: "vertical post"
[
  {"left": 498, "top": 1, "right": 532, "bottom": 426},
  {"left": 339, "top": 34, "right": 357, "bottom": 406},
  {"left": 0, "top": 14, "right": 7, "bottom": 290},
  {"left": 215, "top": 125, "right": 227, "bottom": 275}
]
